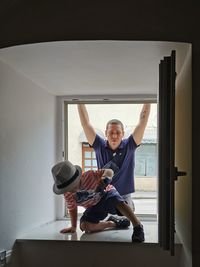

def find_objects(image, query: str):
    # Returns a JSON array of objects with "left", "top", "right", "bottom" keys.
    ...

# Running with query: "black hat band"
[{"left": 57, "top": 169, "right": 79, "bottom": 189}]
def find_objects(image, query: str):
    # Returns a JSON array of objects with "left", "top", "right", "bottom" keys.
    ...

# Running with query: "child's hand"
[
  {"left": 60, "top": 226, "right": 76, "bottom": 233},
  {"left": 96, "top": 177, "right": 112, "bottom": 193}
]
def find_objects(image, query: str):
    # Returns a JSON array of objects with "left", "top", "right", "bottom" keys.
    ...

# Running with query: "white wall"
[{"left": 0, "top": 61, "right": 57, "bottom": 251}]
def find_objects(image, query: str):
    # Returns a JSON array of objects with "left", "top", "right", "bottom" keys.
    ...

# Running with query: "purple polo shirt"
[{"left": 92, "top": 134, "right": 138, "bottom": 195}]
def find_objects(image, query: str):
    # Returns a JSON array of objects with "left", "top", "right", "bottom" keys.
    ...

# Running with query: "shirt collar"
[{"left": 105, "top": 140, "right": 124, "bottom": 150}]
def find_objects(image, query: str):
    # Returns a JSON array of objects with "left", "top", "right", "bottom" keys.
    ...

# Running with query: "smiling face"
[{"left": 105, "top": 122, "right": 124, "bottom": 150}]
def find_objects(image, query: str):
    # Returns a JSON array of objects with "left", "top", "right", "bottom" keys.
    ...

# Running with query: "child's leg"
[
  {"left": 79, "top": 194, "right": 129, "bottom": 232},
  {"left": 79, "top": 202, "right": 116, "bottom": 233},
  {"left": 80, "top": 220, "right": 115, "bottom": 233},
  {"left": 79, "top": 191, "right": 135, "bottom": 233}
]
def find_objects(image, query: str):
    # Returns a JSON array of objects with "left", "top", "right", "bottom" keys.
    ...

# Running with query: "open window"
[{"left": 64, "top": 101, "right": 158, "bottom": 228}]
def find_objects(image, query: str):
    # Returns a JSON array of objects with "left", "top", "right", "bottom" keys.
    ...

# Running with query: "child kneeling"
[{"left": 51, "top": 160, "right": 144, "bottom": 242}]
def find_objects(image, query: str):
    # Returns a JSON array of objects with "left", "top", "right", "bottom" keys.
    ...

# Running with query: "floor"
[
  {"left": 18, "top": 218, "right": 158, "bottom": 243},
  {"left": 18, "top": 193, "right": 158, "bottom": 244}
]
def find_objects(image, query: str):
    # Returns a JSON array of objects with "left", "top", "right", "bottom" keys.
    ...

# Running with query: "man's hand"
[{"left": 60, "top": 226, "right": 76, "bottom": 233}]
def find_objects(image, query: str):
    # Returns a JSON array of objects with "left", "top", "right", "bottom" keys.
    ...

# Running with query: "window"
[
  {"left": 65, "top": 102, "right": 158, "bottom": 218},
  {"left": 82, "top": 143, "right": 97, "bottom": 172},
  {"left": 135, "top": 143, "right": 157, "bottom": 177}
]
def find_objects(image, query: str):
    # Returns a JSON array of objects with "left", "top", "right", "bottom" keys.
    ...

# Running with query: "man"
[{"left": 77, "top": 103, "right": 151, "bottom": 237}]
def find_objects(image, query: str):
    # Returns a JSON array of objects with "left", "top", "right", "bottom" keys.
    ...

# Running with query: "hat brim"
[{"left": 53, "top": 165, "right": 82, "bottom": 195}]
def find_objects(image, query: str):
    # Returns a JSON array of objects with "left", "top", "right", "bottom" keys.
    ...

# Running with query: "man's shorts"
[{"left": 80, "top": 189, "right": 125, "bottom": 224}]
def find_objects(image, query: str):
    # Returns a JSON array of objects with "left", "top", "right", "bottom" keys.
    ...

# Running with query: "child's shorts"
[{"left": 80, "top": 189, "right": 125, "bottom": 224}]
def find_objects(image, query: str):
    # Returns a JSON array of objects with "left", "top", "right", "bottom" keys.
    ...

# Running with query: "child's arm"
[
  {"left": 101, "top": 168, "right": 114, "bottom": 179},
  {"left": 96, "top": 169, "right": 114, "bottom": 192},
  {"left": 60, "top": 207, "right": 78, "bottom": 233}
]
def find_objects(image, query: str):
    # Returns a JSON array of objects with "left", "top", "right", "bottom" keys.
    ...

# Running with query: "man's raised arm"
[
  {"left": 77, "top": 104, "right": 96, "bottom": 146},
  {"left": 133, "top": 103, "right": 151, "bottom": 145}
]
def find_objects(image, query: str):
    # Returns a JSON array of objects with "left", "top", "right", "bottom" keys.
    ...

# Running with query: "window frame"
[
  {"left": 63, "top": 98, "right": 157, "bottom": 218},
  {"left": 82, "top": 142, "right": 97, "bottom": 172}
]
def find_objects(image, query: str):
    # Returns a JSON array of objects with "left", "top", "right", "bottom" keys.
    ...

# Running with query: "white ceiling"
[{"left": 0, "top": 41, "right": 190, "bottom": 97}]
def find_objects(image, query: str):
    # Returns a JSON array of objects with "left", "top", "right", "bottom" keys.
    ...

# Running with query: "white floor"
[
  {"left": 18, "top": 218, "right": 158, "bottom": 243},
  {"left": 18, "top": 194, "right": 158, "bottom": 243}
]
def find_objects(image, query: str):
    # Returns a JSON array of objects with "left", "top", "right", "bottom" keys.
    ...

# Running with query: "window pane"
[
  {"left": 84, "top": 159, "right": 91, "bottom": 166},
  {"left": 84, "top": 151, "right": 91, "bottom": 158},
  {"left": 92, "top": 159, "right": 97, "bottom": 167},
  {"left": 135, "top": 158, "right": 146, "bottom": 176},
  {"left": 146, "top": 157, "right": 157, "bottom": 176},
  {"left": 135, "top": 144, "right": 157, "bottom": 177},
  {"left": 92, "top": 151, "right": 96, "bottom": 158}
]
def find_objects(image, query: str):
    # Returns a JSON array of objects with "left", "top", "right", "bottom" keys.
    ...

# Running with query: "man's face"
[{"left": 105, "top": 123, "right": 124, "bottom": 150}]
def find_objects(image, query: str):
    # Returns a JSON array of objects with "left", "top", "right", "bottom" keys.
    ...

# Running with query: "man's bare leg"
[
  {"left": 116, "top": 201, "right": 145, "bottom": 242},
  {"left": 116, "top": 202, "right": 141, "bottom": 227}
]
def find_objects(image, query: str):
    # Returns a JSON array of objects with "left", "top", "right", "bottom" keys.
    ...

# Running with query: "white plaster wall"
[
  {"left": 175, "top": 46, "right": 192, "bottom": 267},
  {"left": 0, "top": 61, "right": 57, "bottom": 251}
]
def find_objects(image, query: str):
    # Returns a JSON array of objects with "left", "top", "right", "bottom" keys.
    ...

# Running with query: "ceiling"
[{"left": 0, "top": 41, "right": 190, "bottom": 97}]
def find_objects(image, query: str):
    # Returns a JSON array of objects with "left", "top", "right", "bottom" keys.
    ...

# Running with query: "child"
[{"left": 51, "top": 160, "right": 145, "bottom": 242}]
